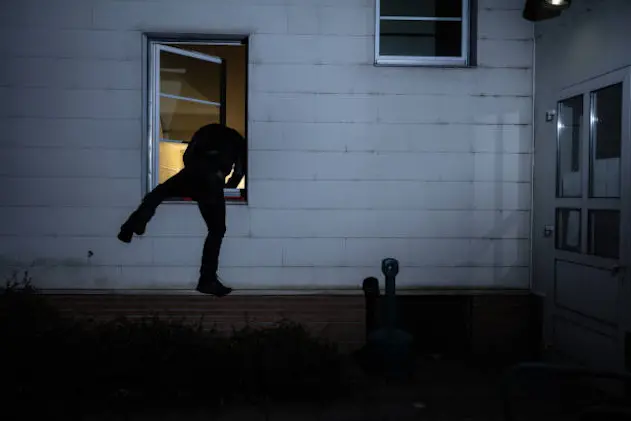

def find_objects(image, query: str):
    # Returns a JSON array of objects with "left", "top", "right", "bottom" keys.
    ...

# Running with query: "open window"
[
  {"left": 147, "top": 37, "right": 248, "bottom": 203},
  {"left": 375, "top": 0, "right": 474, "bottom": 67}
]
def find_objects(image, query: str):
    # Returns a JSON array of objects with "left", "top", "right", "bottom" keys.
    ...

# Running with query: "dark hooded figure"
[{"left": 118, "top": 124, "right": 246, "bottom": 297}]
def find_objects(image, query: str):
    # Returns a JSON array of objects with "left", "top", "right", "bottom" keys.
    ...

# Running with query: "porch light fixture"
[
  {"left": 522, "top": 0, "right": 572, "bottom": 22},
  {"left": 543, "top": 0, "right": 571, "bottom": 10}
]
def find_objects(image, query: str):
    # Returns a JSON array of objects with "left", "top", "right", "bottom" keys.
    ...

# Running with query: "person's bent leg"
[
  {"left": 195, "top": 196, "right": 231, "bottom": 297},
  {"left": 118, "top": 170, "right": 192, "bottom": 243}
]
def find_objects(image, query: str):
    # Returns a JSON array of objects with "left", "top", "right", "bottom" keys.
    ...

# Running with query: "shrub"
[{"left": 0, "top": 274, "right": 349, "bottom": 416}]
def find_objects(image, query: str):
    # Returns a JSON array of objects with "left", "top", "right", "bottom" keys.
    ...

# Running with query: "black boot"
[
  {"left": 117, "top": 212, "right": 147, "bottom": 243},
  {"left": 196, "top": 274, "right": 232, "bottom": 297}
]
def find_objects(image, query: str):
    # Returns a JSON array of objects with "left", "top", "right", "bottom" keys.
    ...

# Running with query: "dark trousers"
[{"left": 126, "top": 166, "right": 226, "bottom": 277}]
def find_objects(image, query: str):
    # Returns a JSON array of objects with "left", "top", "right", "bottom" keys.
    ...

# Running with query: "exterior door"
[{"left": 546, "top": 67, "right": 631, "bottom": 374}]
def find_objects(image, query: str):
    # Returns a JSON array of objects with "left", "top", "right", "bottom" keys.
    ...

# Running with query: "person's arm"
[
  {"left": 224, "top": 136, "right": 246, "bottom": 189},
  {"left": 182, "top": 136, "right": 200, "bottom": 167}
]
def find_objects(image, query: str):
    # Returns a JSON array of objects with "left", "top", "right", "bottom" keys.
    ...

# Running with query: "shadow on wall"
[{"left": 470, "top": 113, "right": 531, "bottom": 286}]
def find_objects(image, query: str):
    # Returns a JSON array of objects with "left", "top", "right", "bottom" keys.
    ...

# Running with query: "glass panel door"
[{"left": 550, "top": 69, "right": 630, "bottom": 374}]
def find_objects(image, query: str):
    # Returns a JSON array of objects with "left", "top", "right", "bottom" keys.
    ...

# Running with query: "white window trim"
[
  {"left": 374, "top": 0, "right": 471, "bottom": 67},
  {"left": 145, "top": 37, "right": 247, "bottom": 204}
]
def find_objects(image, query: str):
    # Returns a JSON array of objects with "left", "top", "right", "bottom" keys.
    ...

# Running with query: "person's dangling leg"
[
  {"left": 118, "top": 170, "right": 193, "bottom": 243},
  {"left": 195, "top": 195, "right": 232, "bottom": 296}
]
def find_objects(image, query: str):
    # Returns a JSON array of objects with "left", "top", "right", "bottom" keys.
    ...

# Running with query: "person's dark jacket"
[{"left": 183, "top": 123, "right": 246, "bottom": 189}]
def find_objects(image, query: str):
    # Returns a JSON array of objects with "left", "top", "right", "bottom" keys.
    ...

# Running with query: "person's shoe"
[
  {"left": 196, "top": 274, "right": 232, "bottom": 297},
  {"left": 117, "top": 225, "right": 134, "bottom": 243},
  {"left": 117, "top": 217, "right": 146, "bottom": 244}
]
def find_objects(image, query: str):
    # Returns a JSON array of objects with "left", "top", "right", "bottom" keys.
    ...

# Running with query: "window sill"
[
  {"left": 163, "top": 198, "right": 248, "bottom": 206},
  {"left": 375, "top": 55, "right": 471, "bottom": 68},
  {"left": 163, "top": 189, "right": 248, "bottom": 205}
]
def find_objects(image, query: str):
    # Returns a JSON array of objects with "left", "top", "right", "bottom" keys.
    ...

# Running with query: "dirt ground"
[{"left": 81, "top": 355, "right": 628, "bottom": 421}]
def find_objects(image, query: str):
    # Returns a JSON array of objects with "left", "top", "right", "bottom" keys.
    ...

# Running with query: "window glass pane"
[
  {"left": 379, "top": 20, "right": 462, "bottom": 57},
  {"left": 380, "top": 0, "right": 463, "bottom": 18},
  {"left": 158, "top": 96, "right": 221, "bottom": 184},
  {"left": 588, "top": 210, "right": 620, "bottom": 259},
  {"left": 556, "top": 208, "right": 581, "bottom": 253},
  {"left": 180, "top": 44, "right": 247, "bottom": 140},
  {"left": 160, "top": 96, "right": 220, "bottom": 143},
  {"left": 590, "top": 83, "right": 622, "bottom": 198},
  {"left": 160, "top": 49, "right": 222, "bottom": 104},
  {"left": 158, "top": 141, "right": 186, "bottom": 183},
  {"left": 556, "top": 95, "right": 583, "bottom": 197}
]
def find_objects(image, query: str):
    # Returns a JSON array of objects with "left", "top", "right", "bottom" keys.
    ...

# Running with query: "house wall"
[
  {"left": 0, "top": 0, "right": 533, "bottom": 293},
  {"left": 531, "top": 0, "right": 631, "bottom": 296}
]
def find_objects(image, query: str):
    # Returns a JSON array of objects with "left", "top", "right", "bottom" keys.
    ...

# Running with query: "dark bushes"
[{"left": 0, "top": 273, "right": 350, "bottom": 417}]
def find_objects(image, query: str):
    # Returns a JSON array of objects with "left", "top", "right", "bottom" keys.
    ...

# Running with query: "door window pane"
[
  {"left": 588, "top": 210, "right": 620, "bottom": 259},
  {"left": 379, "top": 20, "right": 462, "bottom": 57},
  {"left": 556, "top": 208, "right": 581, "bottom": 253},
  {"left": 556, "top": 95, "right": 583, "bottom": 198},
  {"left": 590, "top": 83, "right": 622, "bottom": 198}
]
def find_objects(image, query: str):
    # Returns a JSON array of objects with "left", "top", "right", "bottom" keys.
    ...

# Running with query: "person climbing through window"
[{"left": 117, "top": 123, "right": 246, "bottom": 297}]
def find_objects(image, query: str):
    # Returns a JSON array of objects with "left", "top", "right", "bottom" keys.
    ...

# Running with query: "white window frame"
[
  {"left": 145, "top": 36, "right": 247, "bottom": 203},
  {"left": 375, "top": 0, "right": 471, "bottom": 67}
]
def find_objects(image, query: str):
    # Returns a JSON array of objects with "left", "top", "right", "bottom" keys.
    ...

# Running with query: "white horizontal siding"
[
  {"left": 0, "top": 118, "right": 141, "bottom": 149},
  {"left": 0, "top": 235, "right": 527, "bottom": 270},
  {"left": 0, "top": 205, "right": 252, "bottom": 238},
  {"left": 1, "top": 177, "right": 142, "bottom": 207},
  {"left": 91, "top": 2, "right": 289, "bottom": 33},
  {"left": 251, "top": 34, "right": 374, "bottom": 65},
  {"left": 153, "top": 237, "right": 285, "bottom": 267},
  {"left": 0, "top": 264, "right": 529, "bottom": 291},
  {"left": 0, "top": 207, "right": 140, "bottom": 237},
  {"left": 343, "top": 238, "right": 529, "bottom": 267},
  {"left": 0, "top": 207, "right": 528, "bottom": 239},
  {"left": 0, "top": 235, "right": 284, "bottom": 268},
  {"left": 250, "top": 122, "right": 532, "bottom": 153},
  {"left": 0, "top": 0, "right": 93, "bottom": 30},
  {"left": 477, "top": 40, "right": 533, "bottom": 68},
  {"left": 0, "top": 28, "right": 141, "bottom": 60},
  {"left": 478, "top": 10, "right": 533, "bottom": 40},
  {"left": 248, "top": 151, "right": 531, "bottom": 182},
  {"left": 283, "top": 238, "right": 529, "bottom": 267},
  {"left": 0, "top": 0, "right": 534, "bottom": 291},
  {"left": 249, "top": 93, "right": 531, "bottom": 124},
  {"left": 0, "top": 177, "right": 530, "bottom": 210},
  {"left": 249, "top": 209, "right": 529, "bottom": 239},
  {"left": 286, "top": 5, "right": 374, "bottom": 36},
  {"left": 0, "top": 87, "right": 141, "bottom": 119},
  {"left": 0, "top": 57, "right": 142, "bottom": 90},
  {"left": 0, "top": 235, "right": 155, "bottom": 267},
  {"left": 0, "top": 148, "right": 140, "bottom": 178},
  {"left": 251, "top": 65, "right": 532, "bottom": 96},
  {"left": 248, "top": 180, "right": 531, "bottom": 210}
]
